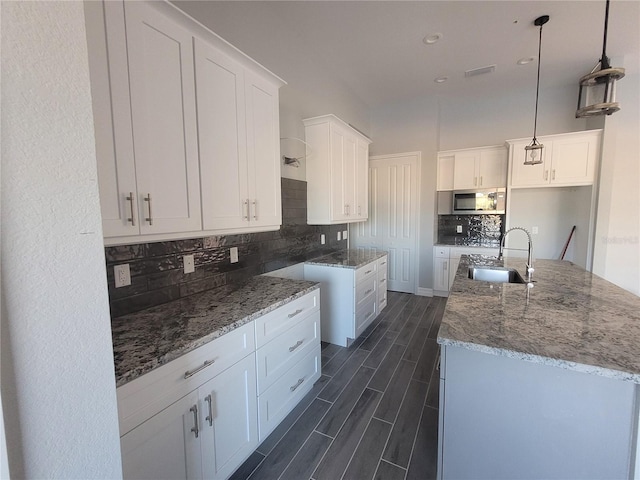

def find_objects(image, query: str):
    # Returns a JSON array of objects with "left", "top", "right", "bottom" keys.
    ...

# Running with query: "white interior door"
[{"left": 351, "top": 152, "right": 420, "bottom": 293}]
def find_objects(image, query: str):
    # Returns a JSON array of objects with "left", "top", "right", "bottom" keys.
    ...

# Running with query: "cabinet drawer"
[
  {"left": 255, "top": 289, "right": 320, "bottom": 348},
  {"left": 377, "top": 255, "right": 388, "bottom": 271},
  {"left": 258, "top": 345, "right": 321, "bottom": 440},
  {"left": 256, "top": 311, "right": 320, "bottom": 394},
  {"left": 354, "top": 295, "right": 377, "bottom": 338},
  {"left": 117, "top": 321, "right": 255, "bottom": 436},
  {"left": 355, "top": 260, "right": 377, "bottom": 285},
  {"left": 355, "top": 275, "right": 377, "bottom": 310}
]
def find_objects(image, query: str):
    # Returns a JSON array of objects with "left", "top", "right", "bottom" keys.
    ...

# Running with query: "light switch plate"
[
  {"left": 337, "top": 232, "right": 341, "bottom": 241},
  {"left": 343, "top": 230, "right": 348, "bottom": 240},
  {"left": 320, "top": 234, "right": 326, "bottom": 245},
  {"left": 114, "top": 264, "right": 131, "bottom": 288},
  {"left": 230, "top": 247, "right": 239, "bottom": 263},
  {"left": 532, "top": 226, "right": 539, "bottom": 234},
  {"left": 183, "top": 254, "right": 195, "bottom": 274},
  {"left": 456, "top": 225, "right": 463, "bottom": 233}
]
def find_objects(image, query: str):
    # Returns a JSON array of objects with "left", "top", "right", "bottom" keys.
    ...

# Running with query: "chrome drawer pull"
[
  {"left": 190, "top": 405, "right": 199, "bottom": 438},
  {"left": 288, "top": 308, "right": 304, "bottom": 319},
  {"left": 289, "top": 340, "right": 304, "bottom": 352},
  {"left": 380, "top": 261, "right": 386, "bottom": 266},
  {"left": 380, "top": 278, "right": 386, "bottom": 283},
  {"left": 243, "top": 199, "right": 249, "bottom": 220},
  {"left": 184, "top": 359, "right": 215, "bottom": 379},
  {"left": 290, "top": 377, "right": 305, "bottom": 392},
  {"left": 252, "top": 199, "right": 258, "bottom": 220},
  {"left": 364, "top": 269, "right": 372, "bottom": 275},
  {"left": 366, "top": 311, "right": 373, "bottom": 319},
  {"left": 144, "top": 193, "right": 153, "bottom": 225},
  {"left": 126, "top": 192, "right": 135, "bottom": 226},
  {"left": 205, "top": 394, "right": 213, "bottom": 427},
  {"left": 365, "top": 289, "right": 373, "bottom": 295}
]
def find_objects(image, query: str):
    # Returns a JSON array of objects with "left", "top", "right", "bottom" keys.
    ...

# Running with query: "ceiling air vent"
[{"left": 465, "top": 65, "right": 496, "bottom": 77}]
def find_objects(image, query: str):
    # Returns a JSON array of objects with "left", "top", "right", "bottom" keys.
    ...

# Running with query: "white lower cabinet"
[
  {"left": 434, "top": 247, "right": 499, "bottom": 296},
  {"left": 377, "top": 256, "right": 388, "bottom": 311},
  {"left": 304, "top": 255, "right": 387, "bottom": 347},
  {"left": 117, "top": 288, "right": 321, "bottom": 479}
]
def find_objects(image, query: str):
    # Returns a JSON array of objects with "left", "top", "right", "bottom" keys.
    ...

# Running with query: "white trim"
[{"left": 417, "top": 287, "right": 433, "bottom": 297}]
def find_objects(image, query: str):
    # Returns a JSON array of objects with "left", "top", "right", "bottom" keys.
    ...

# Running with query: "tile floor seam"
[
  {"left": 400, "top": 392, "right": 430, "bottom": 475},
  {"left": 337, "top": 404, "right": 384, "bottom": 480}
]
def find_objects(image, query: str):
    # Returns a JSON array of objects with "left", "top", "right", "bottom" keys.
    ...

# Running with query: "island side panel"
[{"left": 440, "top": 345, "right": 637, "bottom": 480}]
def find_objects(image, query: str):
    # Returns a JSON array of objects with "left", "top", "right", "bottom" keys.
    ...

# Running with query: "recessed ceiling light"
[
  {"left": 423, "top": 33, "right": 443, "bottom": 45},
  {"left": 517, "top": 57, "right": 535, "bottom": 65},
  {"left": 434, "top": 76, "right": 448, "bottom": 84}
]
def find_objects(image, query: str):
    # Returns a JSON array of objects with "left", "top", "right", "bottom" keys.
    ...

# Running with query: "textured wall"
[
  {"left": 1, "top": 2, "right": 122, "bottom": 477},
  {"left": 106, "top": 178, "right": 347, "bottom": 317}
]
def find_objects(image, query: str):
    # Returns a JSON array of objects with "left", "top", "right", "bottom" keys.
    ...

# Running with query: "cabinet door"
[
  {"left": 125, "top": 2, "right": 202, "bottom": 235},
  {"left": 437, "top": 155, "right": 455, "bottom": 191},
  {"left": 453, "top": 152, "right": 480, "bottom": 189},
  {"left": 195, "top": 38, "right": 249, "bottom": 231},
  {"left": 433, "top": 257, "right": 449, "bottom": 293},
  {"left": 245, "top": 71, "right": 282, "bottom": 228},
  {"left": 342, "top": 134, "right": 358, "bottom": 219},
  {"left": 90, "top": 1, "right": 139, "bottom": 237},
  {"left": 330, "top": 127, "right": 348, "bottom": 222},
  {"left": 509, "top": 141, "right": 550, "bottom": 187},
  {"left": 120, "top": 391, "right": 202, "bottom": 480},
  {"left": 549, "top": 134, "right": 598, "bottom": 185},
  {"left": 478, "top": 148, "right": 507, "bottom": 188},
  {"left": 199, "top": 354, "right": 258, "bottom": 480},
  {"left": 355, "top": 139, "right": 369, "bottom": 220}
]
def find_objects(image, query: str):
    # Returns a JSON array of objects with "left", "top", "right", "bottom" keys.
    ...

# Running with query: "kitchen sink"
[{"left": 468, "top": 266, "right": 526, "bottom": 284}]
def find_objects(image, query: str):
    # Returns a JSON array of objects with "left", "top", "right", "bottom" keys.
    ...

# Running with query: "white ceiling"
[{"left": 172, "top": 1, "right": 640, "bottom": 110}]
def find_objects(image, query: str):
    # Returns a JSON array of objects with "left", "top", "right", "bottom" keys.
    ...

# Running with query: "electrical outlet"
[
  {"left": 183, "top": 254, "right": 195, "bottom": 274},
  {"left": 230, "top": 247, "right": 239, "bottom": 263},
  {"left": 456, "top": 225, "right": 463, "bottom": 233},
  {"left": 114, "top": 264, "right": 131, "bottom": 288},
  {"left": 343, "top": 230, "right": 348, "bottom": 240},
  {"left": 337, "top": 231, "right": 341, "bottom": 241},
  {"left": 532, "top": 226, "right": 539, "bottom": 235},
  {"left": 320, "top": 234, "right": 326, "bottom": 245}
]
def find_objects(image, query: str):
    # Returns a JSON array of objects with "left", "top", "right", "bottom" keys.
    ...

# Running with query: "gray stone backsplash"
[
  {"left": 106, "top": 178, "right": 347, "bottom": 317},
  {"left": 437, "top": 214, "right": 504, "bottom": 246}
]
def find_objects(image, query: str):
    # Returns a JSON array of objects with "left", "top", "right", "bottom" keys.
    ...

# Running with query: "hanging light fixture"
[
  {"left": 576, "top": 0, "right": 625, "bottom": 118},
  {"left": 524, "top": 15, "right": 549, "bottom": 166}
]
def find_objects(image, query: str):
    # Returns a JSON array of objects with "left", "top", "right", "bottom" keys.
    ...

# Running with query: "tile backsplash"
[
  {"left": 437, "top": 214, "right": 504, "bottom": 247},
  {"left": 105, "top": 178, "right": 346, "bottom": 317}
]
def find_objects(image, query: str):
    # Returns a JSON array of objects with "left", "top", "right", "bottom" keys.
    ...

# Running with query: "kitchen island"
[{"left": 437, "top": 255, "right": 640, "bottom": 480}]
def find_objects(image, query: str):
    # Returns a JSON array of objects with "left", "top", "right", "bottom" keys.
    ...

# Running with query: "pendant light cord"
[
  {"left": 601, "top": 0, "right": 611, "bottom": 69},
  {"left": 532, "top": 21, "right": 544, "bottom": 142}
]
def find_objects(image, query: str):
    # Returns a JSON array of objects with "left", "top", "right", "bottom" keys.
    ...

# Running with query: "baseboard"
[
  {"left": 417, "top": 287, "right": 433, "bottom": 297},
  {"left": 432, "top": 289, "right": 450, "bottom": 298}
]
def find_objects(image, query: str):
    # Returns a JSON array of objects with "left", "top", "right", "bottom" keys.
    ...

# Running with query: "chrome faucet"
[{"left": 498, "top": 227, "right": 535, "bottom": 282}]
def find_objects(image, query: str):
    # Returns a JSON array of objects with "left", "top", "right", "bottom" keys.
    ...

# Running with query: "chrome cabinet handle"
[
  {"left": 358, "top": 205, "right": 362, "bottom": 215},
  {"left": 288, "top": 308, "right": 303, "bottom": 319},
  {"left": 551, "top": 169, "right": 556, "bottom": 180},
  {"left": 184, "top": 359, "right": 215, "bottom": 379},
  {"left": 289, "top": 340, "right": 304, "bottom": 352},
  {"left": 364, "top": 269, "right": 372, "bottom": 275},
  {"left": 126, "top": 192, "right": 136, "bottom": 226},
  {"left": 480, "top": 176, "right": 483, "bottom": 186},
  {"left": 204, "top": 394, "right": 213, "bottom": 427},
  {"left": 243, "top": 199, "right": 249, "bottom": 220},
  {"left": 365, "top": 289, "right": 373, "bottom": 295},
  {"left": 544, "top": 170, "right": 549, "bottom": 181},
  {"left": 190, "top": 405, "right": 199, "bottom": 438},
  {"left": 474, "top": 176, "right": 478, "bottom": 186},
  {"left": 290, "top": 377, "right": 305, "bottom": 392},
  {"left": 144, "top": 194, "right": 153, "bottom": 225},
  {"left": 252, "top": 200, "right": 258, "bottom": 220},
  {"left": 365, "top": 311, "right": 373, "bottom": 319}
]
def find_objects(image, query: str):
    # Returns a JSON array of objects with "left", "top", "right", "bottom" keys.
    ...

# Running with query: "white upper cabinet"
[
  {"left": 508, "top": 130, "right": 601, "bottom": 188},
  {"left": 304, "top": 115, "right": 372, "bottom": 224},
  {"left": 438, "top": 145, "right": 507, "bottom": 191},
  {"left": 88, "top": 1, "right": 285, "bottom": 245},
  {"left": 195, "top": 41, "right": 282, "bottom": 231}
]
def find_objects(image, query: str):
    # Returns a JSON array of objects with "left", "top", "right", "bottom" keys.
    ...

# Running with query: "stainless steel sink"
[{"left": 468, "top": 266, "right": 526, "bottom": 284}]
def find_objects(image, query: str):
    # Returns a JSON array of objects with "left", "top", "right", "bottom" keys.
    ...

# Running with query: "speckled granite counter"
[
  {"left": 112, "top": 276, "right": 319, "bottom": 387},
  {"left": 438, "top": 255, "right": 640, "bottom": 383},
  {"left": 305, "top": 249, "right": 387, "bottom": 269}
]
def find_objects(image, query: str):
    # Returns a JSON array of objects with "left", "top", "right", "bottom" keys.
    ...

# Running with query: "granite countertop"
[
  {"left": 305, "top": 249, "right": 387, "bottom": 269},
  {"left": 438, "top": 255, "right": 640, "bottom": 384},
  {"left": 112, "top": 276, "right": 319, "bottom": 387}
]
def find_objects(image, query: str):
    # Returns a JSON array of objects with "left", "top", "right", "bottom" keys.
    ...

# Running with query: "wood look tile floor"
[{"left": 231, "top": 292, "right": 446, "bottom": 480}]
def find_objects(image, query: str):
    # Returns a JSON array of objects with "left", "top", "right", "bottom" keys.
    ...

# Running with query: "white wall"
[
  {"left": 592, "top": 66, "right": 640, "bottom": 296},
  {"left": 1, "top": 2, "right": 122, "bottom": 478}
]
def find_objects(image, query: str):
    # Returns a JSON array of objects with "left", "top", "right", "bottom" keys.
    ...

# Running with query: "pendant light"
[
  {"left": 576, "top": 0, "right": 625, "bottom": 118},
  {"left": 524, "top": 15, "right": 549, "bottom": 166}
]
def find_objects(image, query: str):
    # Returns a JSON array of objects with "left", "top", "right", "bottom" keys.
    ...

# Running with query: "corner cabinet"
[
  {"left": 304, "top": 115, "right": 372, "bottom": 224},
  {"left": 87, "top": 1, "right": 285, "bottom": 245},
  {"left": 507, "top": 130, "right": 601, "bottom": 188},
  {"left": 437, "top": 145, "right": 507, "bottom": 191}
]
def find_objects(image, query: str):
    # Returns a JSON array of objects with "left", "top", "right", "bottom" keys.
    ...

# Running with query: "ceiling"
[{"left": 172, "top": 1, "right": 640, "bottom": 110}]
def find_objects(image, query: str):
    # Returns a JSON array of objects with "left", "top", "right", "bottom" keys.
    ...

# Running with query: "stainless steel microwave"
[{"left": 450, "top": 188, "right": 506, "bottom": 214}]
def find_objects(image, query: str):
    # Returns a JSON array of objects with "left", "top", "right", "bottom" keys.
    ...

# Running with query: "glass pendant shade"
[
  {"left": 576, "top": 64, "right": 625, "bottom": 117},
  {"left": 524, "top": 140, "right": 544, "bottom": 165}
]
